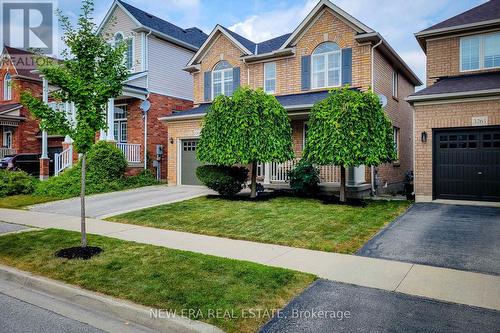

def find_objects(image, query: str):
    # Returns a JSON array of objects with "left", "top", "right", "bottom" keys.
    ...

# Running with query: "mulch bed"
[{"left": 55, "top": 246, "right": 103, "bottom": 260}]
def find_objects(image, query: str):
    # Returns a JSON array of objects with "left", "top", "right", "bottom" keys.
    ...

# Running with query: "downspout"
[
  {"left": 370, "top": 38, "right": 383, "bottom": 196},
  {"left": 144, "top": 29, "right": 152, "bottom": 170}
]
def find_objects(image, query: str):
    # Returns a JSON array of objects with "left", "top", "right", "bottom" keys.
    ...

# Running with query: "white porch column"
[
  {"left": 264, "top": 163, "right": 271, "bottom": 184},
  {"left": 106, "top": 98, "right": 115, "bottom": 141},
  {"left": 41, "top": 77, "right": 49, "bottom": 159},
  {"left": 347, "top": 166, "right": 366, "bottom": 185}
]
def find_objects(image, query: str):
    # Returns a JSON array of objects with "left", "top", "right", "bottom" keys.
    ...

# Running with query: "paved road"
[
  {"left": 29, "top": 185, "right": 211, "bottom": 218},
  {"left": 0, "top": 278, "right": 154, "bottom": 333},
  {"left": 0, "top": 221, "right": 28, "bottom": 234},
  {"left": 357, "top": 203, "right": 500, "bottom": 275},
  {"left": 260, "top": 280, "right": 500, "bottom": 333}
]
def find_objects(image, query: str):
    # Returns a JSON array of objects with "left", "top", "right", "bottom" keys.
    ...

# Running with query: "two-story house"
[
  {"left": 161, "top": 0, "right": 421, "bottom": 196},
  {"left": 0, "top": 46, "right": 65, "bottom": 165},
  {"left": 408, "top": 0, "right": 500, "bottom": 202},
  {"left": 95, "top": 0, "right": 207, "bottom": 179}
]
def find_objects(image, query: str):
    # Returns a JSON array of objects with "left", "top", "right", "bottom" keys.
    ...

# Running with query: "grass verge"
[
  {"left": 108, "top": 196, "right": 411, "bottom": 253},
  {"left": 0, "top": 194, "right": 62, "bottom": 209},
  {"left": 0, "top": 229, "right": 315, "bottom": 332}
]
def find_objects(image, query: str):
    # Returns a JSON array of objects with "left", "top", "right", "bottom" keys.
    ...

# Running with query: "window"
[
  {"left": 393, "top": 127, "right": 400, "bottom": 161},
  {"left": 113, "top": 105, "right": 127, "bottom": 143},
  {"left": 3, "top": 128, "right": 12, "bottom": 148},
  {"left": 264, "top": 62, "right": 276, "bottom": 94},
  {"left": 114, "top": 32, "right": 133, "bottom": 70},
  {"left": 392, "top": 71, "right": 398, "bottom": 98},
  {"left": 212, "top": 61, "right": 233, "bottom": 97},
  {"left": 460, "top": 32, "right": 500, "bottom": 71},
  {"left": 3, "top": 73, "right": 12, "bottom": 100},
  {"left": 311, "top": 42, "right": 341, "bottom": 89}
]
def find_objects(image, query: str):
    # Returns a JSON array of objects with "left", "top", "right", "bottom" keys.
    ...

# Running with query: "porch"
[{"left": 0, "top": 104, "right": 23, "bottom": 159}]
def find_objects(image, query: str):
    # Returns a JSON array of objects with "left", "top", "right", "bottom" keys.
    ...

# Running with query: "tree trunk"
[
  {"left": 340, "top": 165, "right": 346, "bottom": 203},
  {"left": 250, "top": 160, "right": 258, "bottom": 198},
  {"left": 80, "top": 153, "right": 87, "bottom": 248}
]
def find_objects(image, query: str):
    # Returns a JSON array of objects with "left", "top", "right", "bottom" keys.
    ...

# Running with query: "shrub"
[
  {"left": 86, "top": 141, "right": 127, "bottom": 182},
  {"left": 196, "top": 165, "right": 248, "bottom": 196},
  {"left": 121, "top": 169, "right": 159, "bottom": 188},
  {"left": 34, "top": 164, "right": 82, "bottom": 198},
  {"left": 0, "top": 169, "right": 37, "bottom": 197},
  {"left": 288, "top": 160, "right": 320, "bottom": 196}
]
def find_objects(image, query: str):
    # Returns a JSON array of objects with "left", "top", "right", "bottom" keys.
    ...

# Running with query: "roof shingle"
[{"left": 410, "top": 72, "right": 500, "bottom": 97}]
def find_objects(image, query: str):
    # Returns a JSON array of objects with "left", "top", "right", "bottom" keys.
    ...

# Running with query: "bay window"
[{"left": 312, "top": 42, "right": 341, "bottom": 89}]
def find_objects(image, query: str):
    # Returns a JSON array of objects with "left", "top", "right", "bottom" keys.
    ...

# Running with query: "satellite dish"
[
  {"left": 140, "top": 99, "right": 151, "bottom": 113},
  {"left": 378, "top": 94, "right": 388, "bottom": 108}
]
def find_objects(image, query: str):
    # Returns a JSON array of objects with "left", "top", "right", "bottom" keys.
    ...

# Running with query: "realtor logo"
[{"left": 1, "top": 0, "right": 57, "bottom": 55}]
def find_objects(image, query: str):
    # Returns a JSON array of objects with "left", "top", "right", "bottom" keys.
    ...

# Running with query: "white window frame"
[
  {"left": 212, "top": 62, "right": 233, "bottom": 98},
  {"left": 3, "top": 73, "right": 12, "bottom": 101},
  {"left": 3, "top": 128, "right": 12, "bottom": 149},
  {"left": 114, "top": 32, "right": 134, "bottom": 71},
  {"left": 113, "top": 104, "right": 128, "bottom": 143},
  {"left": 392, "top": 71, "right": 398, "bottom": 98},
  {"left": 460, "top": 32, "right": 500, "bottom": 72},
  {"left": 311, "top": 43, "right": 342, "bottom": 89},
  {"left": 264, "top": 62, "right": 276, "bottom": 94}
]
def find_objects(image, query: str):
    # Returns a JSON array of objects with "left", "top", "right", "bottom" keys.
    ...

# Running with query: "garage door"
[
  {"left": 181, "top": 139, "right": 202, "bottom": 185},
  {"left": 434, "top": 127, "right": 500, "bottom": 201}
]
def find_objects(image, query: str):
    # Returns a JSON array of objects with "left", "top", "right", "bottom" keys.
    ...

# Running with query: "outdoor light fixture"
[
  {"left": 421, "top": 131, "right": 427, "bottom": 143},
  {"left": 170, "top": 137, "right": 174, "bottom": 144}
]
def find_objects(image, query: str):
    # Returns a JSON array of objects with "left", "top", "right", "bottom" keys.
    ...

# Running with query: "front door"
[{"left": 181, "top": 139, "right": 202, "bottom": 185}]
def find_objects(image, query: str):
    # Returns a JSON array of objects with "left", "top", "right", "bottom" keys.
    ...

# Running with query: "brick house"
[
  {"left": 93, "top": 0, "right": 207, "bottom": 179},
  {"left": 407, "top": 0, "right": 500, "bottom": 202},
  {"left": 161, "top": 0, "right": 421, "bottom": 196},
  {"left": 0, "top": 46, "right": 65, "bottom": 175}
]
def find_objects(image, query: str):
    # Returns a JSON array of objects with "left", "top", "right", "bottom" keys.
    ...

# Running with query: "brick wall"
[
  {"left": 413, "top": 99, "right": 500, "bottom": 201},
  {"left": 192, "top": 9, "right": 373, "bottom": 105},
  {"left": 373, "top": 49, "right": 415, "bottom": 192},
  {"left": 426, "top": 33, "right": 500, "bottom": 86}
]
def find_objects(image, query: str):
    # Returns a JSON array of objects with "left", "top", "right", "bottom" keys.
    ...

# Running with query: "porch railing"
[
  {"left": 0, "top": 148, "right": 16, "bottom": 159},
  {"left": 259, "top": 158, "right": 341, "bottom": 183},
  {"left": 117, "top": 143, "right": 141, "bottom": 163},
  {"left": 54, "top": 146, "right": 73, "bottom": 176}
]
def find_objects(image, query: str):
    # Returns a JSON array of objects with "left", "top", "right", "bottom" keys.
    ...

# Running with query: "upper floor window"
[
  {"left": 461, "top": 32, "right": 500, "bottom": 71},
  {"left": 392, "top": 71, "right": 398, "bottom": 98},
  {"left": 264, "top": 62, "right": 276, "bottom": 94},
  {"left": 393, "top": 126, "right": 400, "bottom": 162},
  {"left": 311, "top": 42, "right": 341, "bottom": 89},
  {"left": 3, "top": 73, "right": 12, "bottom": 100},
  {"left": 114, "top": 32, "right": 133, "bottom": 70},
  {"left": 212, "top": 61, "right": 233, "bottom": 97}
]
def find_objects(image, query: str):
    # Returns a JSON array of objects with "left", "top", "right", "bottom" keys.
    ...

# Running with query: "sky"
[{"left": 58, "top": 0, "right": 487, "bottom": 86}]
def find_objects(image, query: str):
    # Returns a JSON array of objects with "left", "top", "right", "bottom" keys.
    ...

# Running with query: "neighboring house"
[
  {"left": 408, "top": 0, "right": 500, "bottom": 202},
  {"left": 96, "top": 0, "right": 207, "bottom": 179},
  {"left": 0, "top": 46, "right": 64, "bottom": 171},
  {"left": 160, "top": 0, "right": 421, "bottom": 196}
]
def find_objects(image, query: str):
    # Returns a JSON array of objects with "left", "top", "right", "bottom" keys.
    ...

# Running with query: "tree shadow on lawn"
[{"left": 206, "top": 189, "right": 367, "bottom": 207}]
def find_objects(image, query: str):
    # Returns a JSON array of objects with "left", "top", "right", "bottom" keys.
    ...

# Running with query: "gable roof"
[
  {"left": 99, "top": 0, "right": 208, "bottom": 51},
  {"left": 415, "top": 0, "right": 500, "bottom": 51},
  {"left": 256, "top": 33, "right": 292, "bottom": 55}
]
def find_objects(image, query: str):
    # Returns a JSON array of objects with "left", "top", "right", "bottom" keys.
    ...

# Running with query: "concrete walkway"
[
  {"left": 0, "top": 208, "right": 499, "bottom": 311},
  {"left": 28, "top": 185, "right": 212, "bottom": 218}
]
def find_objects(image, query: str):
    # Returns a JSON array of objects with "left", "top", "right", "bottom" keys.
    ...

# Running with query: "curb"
[{"left": 0, "top": 264, "right": 224, "bottom": 333}]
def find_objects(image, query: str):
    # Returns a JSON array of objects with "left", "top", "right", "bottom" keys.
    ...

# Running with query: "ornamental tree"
[
  {"left": 303, "top": 87, "right": 397, "bottom": 202},
  {"left": 21, "top": 0, "right": 129, "bottom": 248},
  {"left": 197, "top": 87, "right": 294, "bottom": 198}
]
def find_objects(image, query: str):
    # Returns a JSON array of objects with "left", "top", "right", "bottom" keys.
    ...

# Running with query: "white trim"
[
  {"left": 263, "top": 62, "right": 276, "bottom": 94},
  {"left": 3, "top": 73, "right": 12, "bottom": 101},
  {"left": 279, "top": 0, "right": 372, "bottom": 50},
  {"left": 211, "top": 62, "right": 233, "bottom": 98},
  {"left": 409, "top": 94, "right": 500, "bottom": 106},
  {"left": 311, "top": 43, "right": 342, "bottom": 90},
  {"left": 241, "top": 48, "right": 295, "bottom": 63},
  {"left": 0, "top": 105, "right": 22, "bottom": 115},
  {"left": 2, "top": 128, "right": 12, "bottom": 149},
  {"left": 125, "top": 71, "right": 148, "bottom": 82},
  {"left": 392, "top": 71, "right": 398, "bottom": 98},
  {"left": 97, "top": 0, "right": 142, "bottom": 35},
  {"left": 186, "top": 25, "right": 253, "bottom": 67},
  {"left": 406, "top": 88, "right": 500, "bottom": 103},
  {"left": 415, "top": 18, "right": 500, "bottom": 39}
]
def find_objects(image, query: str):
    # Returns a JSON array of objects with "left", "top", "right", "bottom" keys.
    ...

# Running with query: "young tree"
[
  {"left": 303, "top": 87, "right": 397, "bottom": 202},
  {"left": 21, "top": 0, "right": 129, "bottom": 247},
  {"left": 197, "top": 87, "right": 294, "bottom": 198}
]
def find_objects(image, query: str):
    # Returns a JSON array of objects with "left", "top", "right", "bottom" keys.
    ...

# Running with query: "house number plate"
[{"left": 472, "top": 116, "right": 488, "bottom": 126}]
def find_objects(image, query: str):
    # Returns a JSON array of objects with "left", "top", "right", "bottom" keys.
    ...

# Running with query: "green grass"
[
  {"left": 0, "top": 229, "right": 315, "bottom": 333},
  {"left": 109, "top": 196, "right": 411, "bottom": 253},
  {"left": 0, "top": 194, "right": 62, "bottom": 209}
]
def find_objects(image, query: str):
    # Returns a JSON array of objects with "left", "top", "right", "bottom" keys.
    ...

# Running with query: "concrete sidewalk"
[{"left": 0, "top": 208, "right": 499, "bottom": 311}]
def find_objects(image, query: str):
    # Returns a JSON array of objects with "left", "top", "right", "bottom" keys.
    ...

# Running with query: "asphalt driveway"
[
  {"left": 260, "top": 280, "right": 500, "bottom": 333},
  {"left": 357, "top": 203, "right": 500, "bottom": 275},
  {"left": 28, "top": 185, "right": 211, "bottom": 219}
]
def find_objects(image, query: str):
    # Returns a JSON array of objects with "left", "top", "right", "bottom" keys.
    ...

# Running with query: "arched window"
[
  {"left": 212, "top": 61, "right": 233, "bottom": 97},
  {"left": 311, "top": 42, "right": 341, "bottom": 89},
  {"left": 114, "top": 32, "right": 133, "bottom": 70},
  {"left": 3, "top": 73, "right": 12, "bottom": 100}
]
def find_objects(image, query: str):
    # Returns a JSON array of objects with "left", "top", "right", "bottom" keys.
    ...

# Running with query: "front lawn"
[
  {"left": 0, "top": 229, "right": 315, "bottom": 333},
  {"left": 0, "top": 194, "right": 62, "bottom": 209},
  {"left": 109, "top": 196, "right": 411, "bottom": 253}
]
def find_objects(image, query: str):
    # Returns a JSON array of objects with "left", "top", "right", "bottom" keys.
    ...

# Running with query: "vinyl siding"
[
  {"left": 147, "top": 35, "right": 194, "bottom": 101},
  {"left": 100, "top": 6, "right": 143, "bottom": 73}
]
